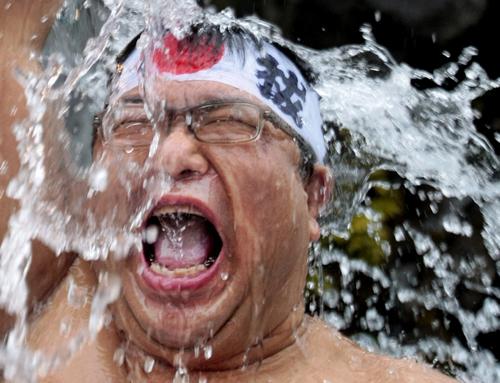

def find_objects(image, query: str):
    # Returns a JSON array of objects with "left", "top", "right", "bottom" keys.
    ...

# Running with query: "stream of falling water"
[{"left": 0, "top": 0, "right": 498, "bottom": 382}]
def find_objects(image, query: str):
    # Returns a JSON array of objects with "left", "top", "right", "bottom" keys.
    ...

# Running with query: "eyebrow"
[
  {"left": 120, "top": 95, "right": 144, "bottom": 105},
  {"left": 118, "top": 96, "right": 258, "bottom": 108}
]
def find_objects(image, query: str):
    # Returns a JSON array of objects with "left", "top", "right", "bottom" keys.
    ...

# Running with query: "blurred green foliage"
[{"left": 320, "top": 170, "right": 405, "bottom": 267}]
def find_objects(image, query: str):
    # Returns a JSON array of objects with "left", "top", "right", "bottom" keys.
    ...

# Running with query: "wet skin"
[
  {"left": 27, "top": 81, "right": 454, "bottom": 382},
  {"left": 28, "top": 261, "right": 455, "bottom": 383},
  {"left": 91, "top": 80, "right": 328, "bottom": 370},
  {"left": 2, "top": 3, "right": 455, "bottom": 382}
]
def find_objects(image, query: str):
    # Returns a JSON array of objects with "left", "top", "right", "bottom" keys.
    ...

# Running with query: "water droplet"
[
  {"left": 173, "top": 366, "right": 189, "bottom": 383},
  {"left": 203, "top": 345, "right": 213, "bottom": 360},
  {"left": 220, "top": 271, "right": 229, "bottom": 281},
  {"left": 59, "top": 319, "right": 71, "bottom": 336},
  {"left": 494, "top": 132, "right": 500, "bottom": 143},
  {"left": 144, "top": 356, "right": 155, "bottom": 374},
  {"left": 40, "top": 15, "right": 49, "bottom": 23},
  {"left": 394, "top": 226, "right": 405, "bottom": 242},
  {"left": 67, "top": 277, "right": 87, "bottom": 308},
  {"left": 374, "top": 11, "right": 381, "bottom": 22},
  {"left": 144, "top": 225, "right": 159, "bottom": 244},
  {"left": 365, "top": 308, "right": 384, "bottom": 331},
  {"left": 89, "top": 167, "right": 108, "bottom": 192},
  {"left": 113, "top": 348, "right": 125, "bottom": 366},
  {"left": 0, "top": 161, "right": 8, "bottom": 175},
  {"left": 443, "top": 214, "right": 473, "bottom": 237},
  {"left": 88, "top": 273, "right": 121, "bottom": 335},
  {"left": 104, "top": 311, "right": 113, "bottom": 326},
  {"left": 430, "top": 202, "right": 439, "bottom": 214}
]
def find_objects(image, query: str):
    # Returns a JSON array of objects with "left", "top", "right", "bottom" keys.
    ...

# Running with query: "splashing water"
[
  {"left": 302, "top": 25, "right": 499, "bottom": 382},
  {"left": 0, "top": 0, "right": 498, "bottom": 381}
]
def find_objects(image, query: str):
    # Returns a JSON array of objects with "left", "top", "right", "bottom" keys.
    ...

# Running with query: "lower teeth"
[{"left": 151, "top": 262, "right": 206, "bottom": 276}]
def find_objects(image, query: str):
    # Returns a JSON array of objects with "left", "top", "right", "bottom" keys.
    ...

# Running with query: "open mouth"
[{"left": 142, "top": 207, "right": 223, "bottom": 280}]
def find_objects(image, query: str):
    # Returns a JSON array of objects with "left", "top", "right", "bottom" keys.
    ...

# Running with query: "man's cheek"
[{"left": 85, "top": 162, "right": 140, "bottom": 230}]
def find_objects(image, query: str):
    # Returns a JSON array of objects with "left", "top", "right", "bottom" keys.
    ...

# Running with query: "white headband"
[{"left": 113, "top": 32, "right": 326, "bottom": 162}]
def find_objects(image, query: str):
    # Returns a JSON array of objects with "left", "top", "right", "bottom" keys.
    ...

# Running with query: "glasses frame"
[{"left": 94, "top": 100, "right": 316, "bottom": 178}]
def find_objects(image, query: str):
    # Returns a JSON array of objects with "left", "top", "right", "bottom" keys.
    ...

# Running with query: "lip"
[{"left": 139, "top": 195, "right": 226, "bottom": 292}]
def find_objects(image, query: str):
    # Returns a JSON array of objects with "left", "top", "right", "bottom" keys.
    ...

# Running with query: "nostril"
[{"left": 177, "top": 169, "right": 198, "bottom": 180}]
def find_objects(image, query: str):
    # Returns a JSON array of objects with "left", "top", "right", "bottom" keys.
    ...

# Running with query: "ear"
[{"left": 305, "top": 164, "right": 334, "bottom": 241}]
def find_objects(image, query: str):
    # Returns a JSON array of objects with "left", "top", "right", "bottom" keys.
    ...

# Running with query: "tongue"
[{"left": 154, "top": 215, "right": 214, "bottom": 269}]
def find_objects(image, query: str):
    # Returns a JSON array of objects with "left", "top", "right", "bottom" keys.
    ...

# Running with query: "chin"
[{"left": 110, "top": 194, "right": 255, "bottom": 361}]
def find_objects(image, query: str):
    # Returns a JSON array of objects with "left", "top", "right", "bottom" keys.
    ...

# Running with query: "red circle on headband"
[{"left": 153, "top": 33, "right": 225, "bottom": 74}]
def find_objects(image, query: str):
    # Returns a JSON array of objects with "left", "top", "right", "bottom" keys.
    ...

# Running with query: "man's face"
[{"left": 93, "top": 79, "right": 323, "bottom": 367}]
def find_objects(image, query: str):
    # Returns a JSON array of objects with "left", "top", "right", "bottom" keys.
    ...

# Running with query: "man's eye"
[
  {"left": 112, "top": 122, "right": 152, "bottom": 136},
  {"left": 203, "top": 116, "right": 255, "bottom": 127},
  {"left": 196, "top": 118, "right": 258, "bottom": 141},
  {"left": 193, "top": 105, "right": 260, "bottom": 142},
  {"left": 111, "top": 122, "right": 154, "bottom": 146}
]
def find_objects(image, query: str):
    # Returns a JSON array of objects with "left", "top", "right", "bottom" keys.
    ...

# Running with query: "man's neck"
[{"left": 122, "top": 307, "right": 309, "bottom": 381}]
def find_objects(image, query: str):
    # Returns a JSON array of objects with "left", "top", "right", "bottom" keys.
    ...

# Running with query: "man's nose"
[{"left": 154, "top": 127, "right": 209, "bottom": 180}]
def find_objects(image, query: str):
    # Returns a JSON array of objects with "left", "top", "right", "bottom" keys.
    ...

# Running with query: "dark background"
[{"left": 205, "top": 0, "right": 498, "bottom": 78}]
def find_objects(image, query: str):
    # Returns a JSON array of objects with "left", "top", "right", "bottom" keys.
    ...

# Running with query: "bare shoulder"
[
  {"left": 28, "top": 259, "right": 126, "bottom": 383},
  {"left": 378, "top": 356, "right": 456, "bottom": 383},
  {"left": 300, "top": 316, "right": 456, "bottom": 383}
]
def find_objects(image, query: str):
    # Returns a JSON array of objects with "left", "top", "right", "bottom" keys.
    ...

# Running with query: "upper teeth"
[{"left": 153, "top": 205, "right": 204, "bottom": 218}]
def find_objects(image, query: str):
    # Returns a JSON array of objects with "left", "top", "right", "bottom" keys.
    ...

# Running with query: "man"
[{"left": 1, "top": 2, "right": 455, "bottom": 382}]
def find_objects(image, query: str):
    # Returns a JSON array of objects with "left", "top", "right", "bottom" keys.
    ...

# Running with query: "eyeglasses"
[{"left": 95, "top": 101, "right": 316, "bottom": 174}]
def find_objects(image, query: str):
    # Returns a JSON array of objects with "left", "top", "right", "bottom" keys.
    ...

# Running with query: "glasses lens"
[
  {"left": 192, "top": 103, "right": 261, "bottom": 143},
  {"left": 107, "top": 120, "right": 154, "bottom": 158}
]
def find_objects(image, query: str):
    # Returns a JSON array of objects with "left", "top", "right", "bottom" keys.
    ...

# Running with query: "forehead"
[{"left": 113, "top": 80, "right": 267, "bottom": 110}]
